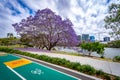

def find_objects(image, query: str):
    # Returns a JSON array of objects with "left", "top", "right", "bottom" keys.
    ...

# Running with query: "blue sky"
[{"left": 0, "top": 0, "right": 120, "bottom": 40}]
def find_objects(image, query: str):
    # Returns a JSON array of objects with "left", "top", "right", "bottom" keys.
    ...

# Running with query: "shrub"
[
  {"left": 76, "top": 65, "right": 81, "bottom": 71},
  {"left": 71, "top": 62, "right": 81, "bottom": 70},
  {"left": 80, "top": 64, "right": 96, "bottom": 75},
  {"left": 0, "top": 47, "right": 13, "bottom": 52},
  {"left": 96, "top": 70, "right": 105, "bottom": 76},
  {"left": 65, "top": 62, "right": 77, "bottom": 69},
  {"left": 103, "top": 73, "right": 111, "bottom": 80},
  {"left": 52, "top": 48, "right": 56, "bottom": 50},
  {"left": 113, "top": 56, "right": 120, "bottom": 62},
  {"left": 114, "top": 77, "right": 120, "bottom": 80},
  {"left": 60, "top": 58, "right": 69, "bottom": 66},
  {"left": 33, "top": 54, "right": 40, "bottom": 59}
]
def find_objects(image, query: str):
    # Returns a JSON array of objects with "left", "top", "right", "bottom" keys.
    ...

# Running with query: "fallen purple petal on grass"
[{"left": 15, "top": 47, "right": 51, "bottom": 53}]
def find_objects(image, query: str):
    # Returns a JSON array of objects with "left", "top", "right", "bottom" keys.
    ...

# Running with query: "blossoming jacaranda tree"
[{"left": 12, "top": 8, "right": 78, "bottom": 50}]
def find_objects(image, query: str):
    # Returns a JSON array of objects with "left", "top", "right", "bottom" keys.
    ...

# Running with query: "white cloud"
[
  {"left": 0, "top": 0, "right": 120, "bottom": 40},
  {"left": 0, "top": 0, "right": 30, "bottom": 37}
]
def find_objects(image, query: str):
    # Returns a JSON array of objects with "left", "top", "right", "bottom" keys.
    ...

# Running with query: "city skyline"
[
  {"left": 77, "top": 34, "right": 110, "bottom": 41},
  {"left": 0, "top": 0, "right": 120, "bottom": 40}
]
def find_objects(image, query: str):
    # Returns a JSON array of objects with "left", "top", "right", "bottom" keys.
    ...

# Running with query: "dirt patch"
[{"left": 0, "top": 52, "right": 6, "bottom": 56}]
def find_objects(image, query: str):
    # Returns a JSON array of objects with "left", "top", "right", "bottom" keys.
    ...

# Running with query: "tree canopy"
[
  {"left": 104, "top": 3, "right": 120, "bottom": 40},
  {"left": 12, "top": 8, "right": 78, "bottom": 50},
  {"left": 81, "top": 42, "right": 105, "bottom": 57},
  {"left": 0, "top": 37, "right": 19, "bottom": 46}
]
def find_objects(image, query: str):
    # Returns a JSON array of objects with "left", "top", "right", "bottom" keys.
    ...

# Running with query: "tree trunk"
[
  {"left": 47, "top": 41, "right": 58, "bottom": 51},
  {"left": 100, "top": 53, "right": 104, "bottom": 58},
  {"left": 47, "top": 44, "right": 55, "bottom": 51},
  {"left": 88, "top": 51, "right": 92, "bottom": 56},
  {"left": 42, "top": 46, "right": 44, "bottom": 49},
  {"left": 48, "top": 47, "right": 52, "bottom": 51}
]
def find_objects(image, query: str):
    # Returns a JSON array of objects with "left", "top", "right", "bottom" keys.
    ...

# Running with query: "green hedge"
[{"left": 0, "top": 47, "right": 119, "bottom": 80}]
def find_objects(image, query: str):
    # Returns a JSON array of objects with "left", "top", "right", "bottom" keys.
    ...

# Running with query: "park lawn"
[{"left": 0, "top": 44, "right": 24, "bottom": 48}]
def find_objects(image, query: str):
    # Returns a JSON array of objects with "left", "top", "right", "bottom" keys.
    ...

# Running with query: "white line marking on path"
[
  {"left": 34, "top": 62, "right": 81, "bottom": 80},
  {"left": 7, "top": 66, "right": 26, "bottom": 80},
  {"left": 14, "top": 54, "right": 80, "bottom": 80}
]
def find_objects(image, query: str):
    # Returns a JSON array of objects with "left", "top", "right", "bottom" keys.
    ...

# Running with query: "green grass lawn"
[
  {"left": 0, "top": 44, "right": 24, "bottom": 48},
  {"left": 52, "top": 50, "right": 82, "bottom": 56}
]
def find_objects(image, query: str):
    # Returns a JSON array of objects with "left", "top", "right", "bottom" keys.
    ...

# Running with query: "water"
[
  {"left": 56, "top": 47, "right": 120, "bottom": 59},
  {"left": 103, "top": 48, "right": 120, "bottom": 59}
]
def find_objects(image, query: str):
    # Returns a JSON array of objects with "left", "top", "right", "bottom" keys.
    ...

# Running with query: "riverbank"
[
  {"left": 52, "top": 50, "right": 113, "bottom": 61},
  {"left": 55, "top": 47, "right": 120, "bottom": 59}
]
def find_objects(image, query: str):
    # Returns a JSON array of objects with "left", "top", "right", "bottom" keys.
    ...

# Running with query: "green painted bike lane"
[
  {"left": 0, "top": 54, "right": 79, "bottom": 80},
  {"left": 0, "top": 54, "right": 21, "bottom": 80}
]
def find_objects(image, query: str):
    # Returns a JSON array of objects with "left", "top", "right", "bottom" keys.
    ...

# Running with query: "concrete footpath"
[{"left": 27, "top": 51, "right": 120, "bottom": 77}]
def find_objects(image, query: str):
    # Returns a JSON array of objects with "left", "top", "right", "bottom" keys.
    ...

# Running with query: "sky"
[{"left": 0, "top": 0, "right": 120, "bottom": 40}]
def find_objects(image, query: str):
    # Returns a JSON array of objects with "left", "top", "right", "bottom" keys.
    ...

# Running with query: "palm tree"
[{"left": 7, "top": 33, "right": 13, "bottom": 38}]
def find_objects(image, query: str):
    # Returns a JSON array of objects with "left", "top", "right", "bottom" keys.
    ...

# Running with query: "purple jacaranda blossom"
[{"left": 12, "top": 8, "right": 79, "bottom": 50}]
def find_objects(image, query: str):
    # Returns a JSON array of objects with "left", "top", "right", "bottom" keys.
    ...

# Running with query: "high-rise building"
[
  {"left": 82, "top": 34, "right": 89, "bottom": 42},
  {"left": 90, "top": 36, "right": 95, "bottom": 42},
  {"left": 77, "top": 35, "right": 81, "bottom": 41},
  {"left": 103, "top": 37, "right": 110, "bottom": 42}
]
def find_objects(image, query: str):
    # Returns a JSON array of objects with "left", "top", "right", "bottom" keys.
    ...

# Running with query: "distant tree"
[
  {"left": 81, "top": 43, "right": 91, "bottom": 56},
  {"left": 104, "top": 3, "right": 120, "bottom": 40},
  {"left": 12, "top": 8, "right": 78, "bottom": 50},
  {"left": 0, "top": 38, "right": 10, "bottom": 46},
  {"left": 107, "top": 40, "right": 120, "bottom": 48},
  {"left": 81, "top": 42, "right": 105, "bottom": 57},
  {"left": 0, "top": 37, "right": 20, "bottom": 46},
  {"left": 0, "top": 40, "right": 1, "bottom": 44},
  {"left": 95, "top": 43, "right": 105, "bottom": 58}
]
